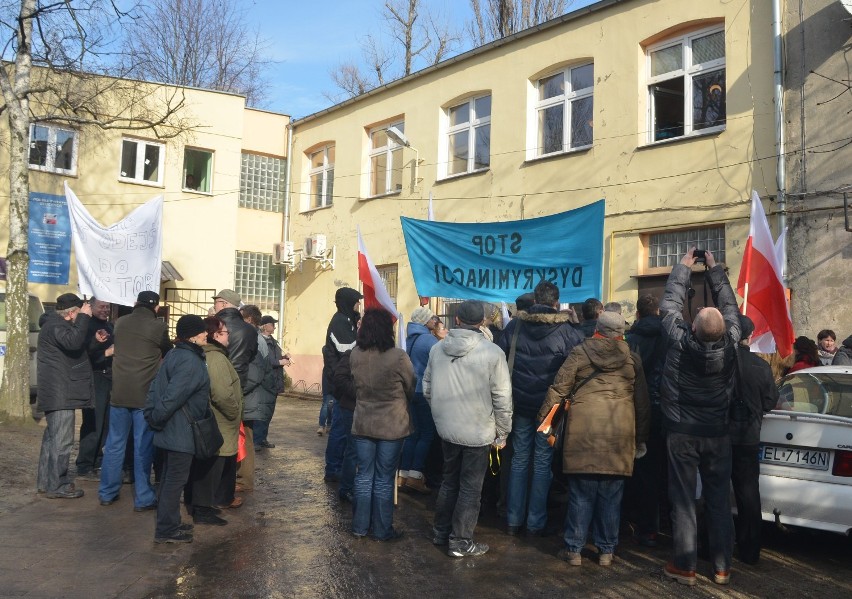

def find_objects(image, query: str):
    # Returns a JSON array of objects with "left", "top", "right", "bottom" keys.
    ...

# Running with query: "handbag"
[
  {"left": 538, "top": 350, "right": 601, "bottom": 448},
  {"left": 181, "top": 404, "right": 224, "bottom": 459}
]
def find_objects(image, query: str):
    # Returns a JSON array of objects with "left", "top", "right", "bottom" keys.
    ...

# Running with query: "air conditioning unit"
[
  {"left": 304, "top": 234, "right": 327, "bottom": 259},
  {"left": 272, "top": 241, "right": 294, "bottom": 265}
]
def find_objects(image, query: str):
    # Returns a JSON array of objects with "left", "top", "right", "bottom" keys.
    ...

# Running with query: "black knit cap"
[
  {"left": 56, "top": 293, "right": 84, "bottom": 310},
  {"left": 176, "top": 314, "right": 206, "bottom": 340},
  {"left": 738, "top": 314, "right": 755, "bottom": 341},
  {"left": 456, "top": 300, "right": 485, "bottom": 325}
]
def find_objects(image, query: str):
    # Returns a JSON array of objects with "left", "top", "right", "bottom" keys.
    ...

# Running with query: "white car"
[{"left": 759, "top": 365, "right": 852, "bottom": 535}]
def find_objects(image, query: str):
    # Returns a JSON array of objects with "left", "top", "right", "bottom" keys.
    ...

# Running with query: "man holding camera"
[{"left": 659, "top": 248, "right": 741, "bottom": 587}]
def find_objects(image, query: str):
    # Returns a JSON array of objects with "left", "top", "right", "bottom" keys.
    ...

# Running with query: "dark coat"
[
  {"left": 203, "top": 343, "right": 242, "bottom": 456},
  {"left": 36, "top": 311, "right": 94, "bottom": 412},
  {"left": 243, "top": 331, "right": 278, "bottom": 421},
  {"left": 144, "top": 342, "right": 211, "bottom": 454},
  {"left": 833, "top": 336, "right": 852, "bottom": 365},
  {"left": 538, "top": 338, "right": 650, "bottom": 476},
  {"left": 575, "top": 319, "right": 597, "bottom": 338},
  {"left": 264, "top": 334, "right": 286, "bottom": 393},
  {"left": 216, "top": 307, "right": 257, "bottom": 392},
  {"left": 626, "top": 315, "right": 666, "bottom": 402},
  {"left": 86, "top": 316, "right": 114, "bottom": 375},
  {"left": 660, "top": 264, "right": 741, "bottom": 437},
  {"left": 350, "top": 346, "right": 415, "bottom": 440},
  {"left": 405, "top": 321, "right": 439, "bottom": 394},
  {"left": 321, "top": 293, "right": 360, "bottom": 395},
  {"left": 730, "top": 346, "right": 779, "bottom": 445},
  {"left": 332, "top": 350, "right": 357, "bottom": 412},
  {"left": 498, "top": 306, "right": 584, "bottom": 418},
  {"left": 111, "top": 306, "right": 173, "bottom": 409}
]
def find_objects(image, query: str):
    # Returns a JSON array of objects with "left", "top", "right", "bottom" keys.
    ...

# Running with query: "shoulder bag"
[
  {"left": 182, "top": 404, "right": 224, "bottom": 459},
  {"left": 537, "top": 348, "right": 601, "bottom": 448}
]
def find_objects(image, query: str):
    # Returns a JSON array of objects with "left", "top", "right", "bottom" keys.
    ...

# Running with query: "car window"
[
  {"left": 777, "top": 372, "right": 852, "bottom": 416},
  {"left": 0, "top": 293, "right": 44, "bottom": 333}
]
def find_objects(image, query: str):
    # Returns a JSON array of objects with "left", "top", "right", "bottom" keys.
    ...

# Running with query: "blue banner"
[
  {"left": 401, "top": 200, "right": 604, "bottom": 302},
  {"left": 28, "top": 192, "right": 71, "bottom": 284}
]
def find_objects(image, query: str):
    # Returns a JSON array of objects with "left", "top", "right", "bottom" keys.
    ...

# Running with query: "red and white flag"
[
  {"left": 736, "top": 191, "right": 795, "bottom": 357},
  {"left": 358, "top": 227, "right": 405, "bottom": 348}
]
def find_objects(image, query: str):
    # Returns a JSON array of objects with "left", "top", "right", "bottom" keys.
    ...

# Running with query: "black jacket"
[
  {"left": 729, "top": 346, "right": 779, "bottom": 445},
  {"left": 36, "top": 311, "right": 94, "bottom": 412},
  {"left": 86, "top": 316, "right": 114, "bottom": 376},
  {"left": 243, "top": 330, "right": 278, "bottom": 421},
  {"left": 111, "top": 306, "right": 173, "bottom": 409},
  {"left": 575, "top": 319, "right": 598, "bottom": 338},
  {"left": 332, "top": 350, "right": 356, "bottom": 411},
  {"left": 217, "top": 307, "right": 258, "bottom": 392},
  {"left": 660, "top": 264, "right": 741, "bottom": 437},
  {"left": 321, "top": 289, "right": 361, "bottom": 395},
  {"left": 832, "top": 335, "right": 852, "bottom": 366},
  {"left": 498, "top": 306, "right": 584, "bottom": 418},
  {"left": 626, "top": 315, "right": 666, "bottom": 402}
]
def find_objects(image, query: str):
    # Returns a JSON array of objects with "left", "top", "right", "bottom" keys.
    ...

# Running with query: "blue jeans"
[
  {"left": 668, "top": 432, "right": 733, "bottom": 572},
  {"left": 319, "top": 394, "right": 335, "bottom": 427},
  {"left": 563, "top": 474, "right": 625, "bottom": 554},
  {"left": 507, "top": 414, "right": 554, "bottom": 531},
  {"left": 340, "top": 432, "right": 357, "bottom": 497},
  {"left": 37, "top": 409, "right": 76, "bottom": 494},
  {"left": 325, "top": 404, "right": 353, "bottom": 477},
  {"left": 352, "top": 436, "right": 404, "bottom": 539},
  {"left": 433, "top": 441, "right": 490, "bottom": 542},
  {"left": 399, "top": 393, "right": 435, "bottom": 475},
  {"left": 99, "top": 407, "right": 156, "bottom": 508}
]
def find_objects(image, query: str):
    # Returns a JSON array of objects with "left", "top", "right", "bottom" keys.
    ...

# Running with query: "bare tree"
[
  {"left": 0, "top": 1, "right": 191, "bottom": 421},
  {"left": 468, "top": 0, "right": 569, "bottom": 45},
  {"left": 120, "top": 0, "right": 272, "bottom": 107},
  {"left": 328, "top": 0, "right": 461, "bottom": 101}
]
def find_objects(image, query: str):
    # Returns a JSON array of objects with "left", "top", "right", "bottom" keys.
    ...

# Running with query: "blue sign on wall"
[
  {"left": 28, "top": 192, "right": 71, "bottom": 284},
  {"left": 400, "top": 200, "right": 605, "bottom": 303}
]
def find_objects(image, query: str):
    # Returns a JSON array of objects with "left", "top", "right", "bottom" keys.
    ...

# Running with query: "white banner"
[{"left": 64, "top": 182, "right": 163, "bottom": 307}]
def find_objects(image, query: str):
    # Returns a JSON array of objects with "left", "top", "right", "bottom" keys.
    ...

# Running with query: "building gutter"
[
  {"left": 278, "top": 122, "right": 294, "bottom": 346},
  {"left": 772, "top": 0, "right": 787, "bottom": 280}
]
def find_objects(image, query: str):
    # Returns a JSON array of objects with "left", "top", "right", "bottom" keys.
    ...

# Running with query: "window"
[
  {"left": 648, "top": 26, "right": 726, "bottom": 142},
  {"left": 119, "top": 138, "right": 164, "bottom": 185},
  {"left": 240, "top": 153, "right": 286, "bottom": 212},
  {"left": 309, "top": 145, "right": 335, "bottom": 208},
  {"left": 234, "top": 251, "right": 280, "bottom": 311},
  {"left": 647, "top": 226, "right": 725, "bottom": 269},
  {"left": 28, "top": 124, "right": 77, "bottom": 175},
  {"left": 376, "top": 264, "right": 398, "bottom": 307},
  {"left": 535, "top": 63, "right": 594, "bottom": 156},
  {"left": 444, "top": 95, "right": 491, "bottom": 177},
  {"left": 369, "top": 122, "right": 404, "bottom": 196},
  {"left": 183, "top": 148, "right": 213, "bottom": 192}
]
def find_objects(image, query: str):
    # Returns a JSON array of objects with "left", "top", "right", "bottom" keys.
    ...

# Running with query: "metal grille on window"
[
  {"left": 377, "top": 264, "right": 398, "bottom": 307},
  {"left": 234, "top": 251, "right": 281, "bottom": 311},
  {"left": 240, "top": 153, "right": 285, "bottom": 212},
  {"left": 648, "top": 226, "right": 726, "bottom": 268}
]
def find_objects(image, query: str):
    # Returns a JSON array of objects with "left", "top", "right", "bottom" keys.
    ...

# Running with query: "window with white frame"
[
  {"left": 28, "top": 124, "right": 78, "bottom": 174},
  {"left": 369, "top": 122, "right": 404, "bottom": 196},
  {"left": 646, "top": 226, "right": 726, "bottom": 270},
  {"left": 183, "top": 148, "right": 213, "bottom": 192},
  {"left": 309, "top": 145, "right": 335, "bottom": 208},
  {"left": 647, "top": 26, "right": 726, "bottom": 142},
  {"left": 444, "top": 95, "right": 491, "bottom": 177},
  {"left": 535, "top": 63, "right": 594, "bottom": 156},
  {"left": 234, "top": 250, "right": 280, "bottom": 311},
  {"left": 119, "top": 138, "right": 164, "bottom": 185},
  {"left": 240, "top": 152, "right": 285, "bottom": 212}
]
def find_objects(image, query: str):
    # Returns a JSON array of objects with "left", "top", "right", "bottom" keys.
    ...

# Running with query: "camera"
[{"left": 693, "top": 249, "right": 707, "bottom": 263}]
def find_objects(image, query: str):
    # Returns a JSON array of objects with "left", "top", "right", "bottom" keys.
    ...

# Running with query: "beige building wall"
[
  {"left": 284, "top": 0, "right": 776, "bottom": 388},
  {"left": 0, "top": 83, "right": 289, "bottom": 326}
]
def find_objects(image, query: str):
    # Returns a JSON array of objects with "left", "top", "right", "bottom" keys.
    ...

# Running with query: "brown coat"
[
  {"left": 350, "top": 346, "right": 415, "bottom": 441},
  {"left": 538, "top": 337, "right": 650, "bottom": 477}
]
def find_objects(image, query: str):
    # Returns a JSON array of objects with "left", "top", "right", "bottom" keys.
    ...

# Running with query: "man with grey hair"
[
  {"left": 36, "top": 293, "right": 94, "bottom": 499},
  {"left": 603, "top": 301, "right": 622, "bottom": 314},
  {"left": 659, "top": 248, "right": 741, "bottom": 588},
  {"left": 424, "top": 300, "right": 513, "bottom": 558}
]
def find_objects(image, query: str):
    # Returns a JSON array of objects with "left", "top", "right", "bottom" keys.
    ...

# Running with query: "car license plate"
[{"left": 759, "top": 445, "right": 830, "bottom": 470}]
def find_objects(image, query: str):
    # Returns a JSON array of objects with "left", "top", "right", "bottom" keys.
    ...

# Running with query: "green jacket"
[{"left": 203, "top": 343, "right": 243, "bottom": 456}]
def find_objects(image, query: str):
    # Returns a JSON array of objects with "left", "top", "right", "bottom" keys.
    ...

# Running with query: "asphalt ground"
[{"left": 0, "top": 396, "right": 850, "bottom": 598}]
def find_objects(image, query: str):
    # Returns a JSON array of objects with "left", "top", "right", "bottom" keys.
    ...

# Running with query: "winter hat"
[
  {"left": 410, "top": 306, "right": 435, "bottom": 325},
  {"left": 176, "top": 314, "right": 206, "bottom": 340},
  {"left": 260, "top": 315, "right": 277, "bottom": 325},
  {"left": 738, "top": 314, "right": 755, "bottom": 341},
  {"left": 596, "top": 311, "right": 627, "bottom": 338},
  {"left": 137, "top": 290, "right": 160, "bottom": 306},
  {"left": 515, "top": 293, "right": 535, "bottom": 312},
  {"left": 456, "top": 300, "right": 485, "bottom": 326},
  {"left": 56, "top": 293, "right": 84, "bottom": 310},
  {"left": 213, "top": 289, "right": 241, "bottom": 307}
]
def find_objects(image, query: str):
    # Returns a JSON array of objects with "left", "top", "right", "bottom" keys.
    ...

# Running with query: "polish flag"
[
  {"left": 357, "top": 227, "right": 397, "bottom": 319},
  {"left": 736, "top": 191, "right": 795, "bottom": 357}
]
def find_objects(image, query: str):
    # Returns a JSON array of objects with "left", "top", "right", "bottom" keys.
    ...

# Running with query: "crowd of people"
[
  {"left": 35, "top": 288, "right": 287, "bottom": 544},
  {"left": 317, "top": 247, "right": 848, "bottom": 587}
]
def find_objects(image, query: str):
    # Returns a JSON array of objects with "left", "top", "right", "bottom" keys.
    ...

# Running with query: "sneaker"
[
  {"left": 448, "top": 540, "right": 489, "bottom": 558},
  {"left": 178, "top": 523, "right": 194, "bottom": 532},
  {"left": 663, "top": 562, "right": 696, "bottom": 586},
  {"left": 46, "top": 486, "right": 84, "bottom": 499},
  {"left": 317, "top": 427, "right": 325, "bottom": 436},
  {"left": 557, "top": 549, "right": 582, "bottom": 566},
  {"left": 713, "top": 570, "right": 731, "bottom": 585},
  {"left": 599, "top": 553, "right": 613, "bottom": 567},
  {"left": 403, "top": 476, "right": 431, "bottom": 495},
  {"left": 154, "top": 532, "right": 193, "bottom": 544},
  {"left": 193, "top": 512, "right": 228, "bottom": 526}
]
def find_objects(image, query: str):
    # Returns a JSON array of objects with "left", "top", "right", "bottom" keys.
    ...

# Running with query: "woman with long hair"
[
  {"left": 350, "top": 308, "right": 415, "bottom": 540},
  {"left": 143, "top": 315, "right": 211, "bottom": 543},
  {"left": 788, "top": 336, "right": 819, "bottom": 374}
]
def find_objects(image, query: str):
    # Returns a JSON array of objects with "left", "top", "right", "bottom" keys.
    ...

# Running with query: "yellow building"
[
  {"left": 284, "top": 0, "right": 777, "bottom": 388},
  {"left": 1, "top": 82, "right": 289, "bottom": 328}
]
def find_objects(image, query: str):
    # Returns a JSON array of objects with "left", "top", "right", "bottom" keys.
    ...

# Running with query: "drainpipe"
[
  {"left": 772, "top": 0, "right": 787, "bottom": 281},
  {"left": 278, "top": 121, "right": 295, "bottom": 346}
]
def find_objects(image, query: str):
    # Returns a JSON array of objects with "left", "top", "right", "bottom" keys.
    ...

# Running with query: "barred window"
[
  {"left": 648, "top": 226, "right": 725, "bottom": 269},
  {"left": 234, "top": 251, "right": 280, "bottom": 311},
  {"left": 240, "top": 153, "right": 286, "bottom": 212},
  {"left": 376, "top": 264, "right": 398, "bottom": 307}
]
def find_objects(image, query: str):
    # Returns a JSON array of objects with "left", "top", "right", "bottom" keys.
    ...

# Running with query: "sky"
[{"left": 248, "top": 0, "right": 596, "bottom": 119}]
